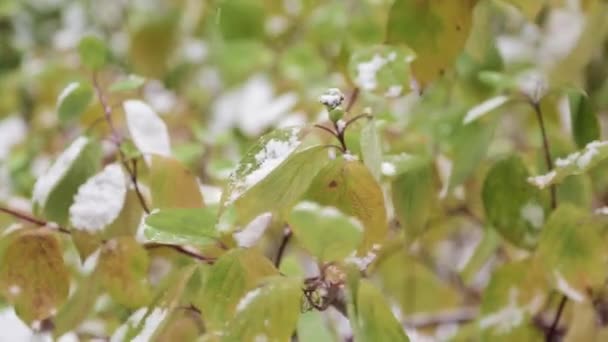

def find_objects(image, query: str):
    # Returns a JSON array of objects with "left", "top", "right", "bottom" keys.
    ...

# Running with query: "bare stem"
[
  {"left": 0, "top": 206, "right": 70, "bottom": 234},
  {"left": 274, "top": 226, "right": 292, "bottom": 267},
  {"left": 532, "top": 102, "right": 557, "bottom": 209},
  {"left": 144, "top": 242, "right": 216, "bottom": 264},
  {"left": 547, "top": 295, "right": 568, "bottom": 341}
]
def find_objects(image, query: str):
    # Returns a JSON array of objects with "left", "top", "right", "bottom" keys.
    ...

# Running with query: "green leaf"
[
  {"left": 149, "top": 155, "right": 205, "bottom": 209},
  {"left": 109, "top": 75, "right": 146, "bottom": 93},
  {"left": 387, "top": 0, "right": 478, "bottom": 87},
  {"left": 347, "top": 279, "right": 409, "bottom": 342},
  {"left": 222, "top": 127, "right": 329, "bottom": 225},
  {"left": 478, "top": 259, "right": 547, "bottom": 341},
  {"left": 78, "top": 35, "right": 108, "bottom": 70},
  {"left": 449, "top": 117, "right": 496, "bottom": 188},
  {"left": 196, "top": 248, "right": 278, "bottom": 331},
  {"left": 218, "top": 0, "right": 265, "bottom": 41},
  {"left": 53, "top": 273, "right": 101, "bottom": 336},
  {"left": 223, "top": 277, "right": 301, "bottom": 341},
  {"left": 98, "top": 237, "right": 152, "bottom": 308},
  {"left": 535, "top": 205, "right": 606, "bottom": 302},
  {"left": 0, "top": 229, "right": 70, "bottom": 323},
  {"left": 528, "top": 140, "right": 608, "bottom": 189},
  {"left": 289, "top": 202, "right": 362, "bottom": 262},
  {"left": 391, "top": 160, "right": 436, "bottom": 238},
  {"left": 568, "top": 90, "right": 600, "bottom": 149},
  {"left": 57, "top": 82, "right": 93, "bottom": 123},
  {"left": 297, "top": 311, "right": 335, "bottom": 342},
  {"left": 360, "top": 119, "right": 383, "bottom": 182},
  {"left": 307, "top": 157, "right": 388, "bottom": 253},
  {"left": 144, "top": 208, "right": 219, "bottom": 246},
  {"left": 32, "top": 136, "right": 102, "bottom": 225},
  {"left": 348, "top": 45, "right": 414, "bottom": 96},
  {"left": 482, "top": 155, "right": 548, "bottom": 249}
]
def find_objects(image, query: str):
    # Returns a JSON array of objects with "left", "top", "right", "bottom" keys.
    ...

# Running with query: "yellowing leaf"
[
  {"left": 149, "top": 155, "right": 204, "bottom": 209},
  {"left": 98, "top": 237, "right": 152, "bottom": 308},
  {"left": 105, "top": 189, "right": 144, "bottom": 238},
  {"left": 196, "top": 248, "right": 278, "bottom": 331},
  {"left": 0, "top": 229, "right": 70, "bottom": 323},
  {"left": 307, "top": 158, "right": 388, "bottom": 252},
  {"left": 535, "top": 205, "right": 606, "bottom": 302},
  {"left": 387, "top": 0, "right": 478, "bottom": 87}
]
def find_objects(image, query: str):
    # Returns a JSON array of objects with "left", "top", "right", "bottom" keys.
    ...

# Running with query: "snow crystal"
[
  {"left": 555, "top": 271, "right": 585, "bottom": 302},
  {"left": 32, "top": 136, "right": 89, "bottom": 208},
  {"left": 228, "top": 128, "right": 300, "bottom": 203},
  {"left": 123, "top": 100, "right": 172, "bottom": 160},
  {"left": 345, "top": 245, "right": 381, "bottom": 271},
  {"left": 595, "top": 207, "right": 608, "bottom": 215},
  {"left": 57, "top": 82, "right": 79, "bottom": 106},
  {"left": 319, "top": 88, "right": 344, "bottom": 109},
  {"left": 381, "top": 162, "right": 396, "bottom": 177},
  {"left": 69, "top": 164, "right": 127, "bottom": 232},
  {"left": 385, "top": 85, "right": 403, "bottom": 98},
  {"left": 8, "top": 285, "right": 21, "bottom": 296},
  {"left": 343, "top": 153, "right": 358, "bottom": 162},
  {"left": 520, "top": 202, "right": 544, "bottom": 229},
  {"left": 479, "top": 288, "right": 524, "bottom": 334},
  {"left": 233, "top": 213, "right": 272, "bottom": 247},
  {"left": 0, "top": 116, "right": 26, "bottom": 160},
  {"left": 336, "top": 119, "right": 346, "bottom": 132},
  {"left": 527, "top": 170, "right": 556, "bottom": 189},
  {"left": 236, "top": 288, "right": 262, "bottom": 312},
  {"left": 356, "top": 54, "right": 388, "bottom": 91},
  {"left": 463, "top": 95, "right": 509, "bottom": 124}
]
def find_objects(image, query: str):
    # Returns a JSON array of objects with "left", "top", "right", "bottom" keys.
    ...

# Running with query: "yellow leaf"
[{"left": 149, "top": 155, "right": 205, "bottom": 209}]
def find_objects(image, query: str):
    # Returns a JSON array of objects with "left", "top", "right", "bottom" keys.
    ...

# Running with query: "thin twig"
[
  {"left": 547, "top": 295, "right": 568, "bottom": 341},
  {"left": 532, "top": 101, "right": 565, "bottom": 340},
  {"left": 343, "top": 113, "right": 372, "bottom": 133},
  {"left": 532, "top": 102, "right": 556, "bottom": 209},
  {"left": 274, "top": 226, "right": 292, "bottom": 267},
  {"left": 143, "top": 242, "right": 216, "bottom": 264},
  {"left": 345, "top": 87, "right": 360, "bottom": 113},
  {"left": 314, "top": 124, "right": 340, "bottom": 139},
  {"left": 0, "top": 206, "right": 70, "bottom": 234},
  {"left": 127, "top": 158, "right": 150, "bottom": 214}
]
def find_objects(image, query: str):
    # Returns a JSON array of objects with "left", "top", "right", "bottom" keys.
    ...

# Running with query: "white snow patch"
[
  {"left": 345, "top": 244, "right": 381, "bottom": 271},
  {"left": 233, "top": 213, "right": 272, "bottom": 247},
  {"left": 356, "top": 54, "right": 388, "bottom": 91},
  {"left": 8, "top": 285, "right": 21, "bottom": 296},
  {"left": 463, "top": 95, "right": 509, "bottom": 124},
  {"left": 211, "top": 74, "right": 298, "bottom": 137},
  {"left": 343, "top": 153, "right": 358, "bottom": 162},
  {"left": 385, "top": 85, "right": 403, "bottom": 98},
  {"left": 236, "top": 288, "right": 263, "bottom": 312},
  {"left": 595, "top": 207, "right": 608, "bottom": 215},
  {"left": 200, "top": 184, "right": 222, "bottom": 205},
  {"left": 528, "top": 170, "right": 556, "bottom": 189},
  {"left": 479, "top": 288, "right": 524, "bottom": 334},
  {"left": 228, "top": 128, "right": 300, "bottom": 203},
  {"left": 0, "top": 308, "right": 33, "bottom": 341},
  {"left": 0, "top": 116, "right": 27, "bottom": 160},
  {"left": 124, "top": 100, "right": 172, "bottom": 161},
  {"left": 57, "top": 82, "right": 80, "bottom": 106},
  {"left": 32, "top": 136, "right": 89, "bottom": 208},
  {"left": 110, "top": 307, "right": 168, "bottom": 342},
  {"left": 319, "top": 88, "right": 344, "bottom": 109},
  {"left": 555, "top": 271, "right": 585, "bottom": 302},
  {"left": 381, "top": 162, "right": 396, "bottom": 177},
  {"left": 69, "top": 164, "right": 127, "bottom": 232},
  {"left": 520, "top": 202, "right": 544, "bottom": 229}
]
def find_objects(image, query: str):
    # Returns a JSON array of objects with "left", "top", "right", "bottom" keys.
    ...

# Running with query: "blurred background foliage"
[{"left": 2, "top": 0, "right": 608, "bottom": 341}]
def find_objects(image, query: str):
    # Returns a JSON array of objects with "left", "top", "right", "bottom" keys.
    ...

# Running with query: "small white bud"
[{"left": 319, "top": 88, "right": 345, "bottom": 109}]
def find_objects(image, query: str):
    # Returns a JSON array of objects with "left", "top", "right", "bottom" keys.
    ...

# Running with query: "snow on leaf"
[
  {"left": 32, "top": 136, "right": 89, "bottom": 208},
  {"left": 528, "top": 140, "right": 608, "bottom": 189},
  {"left": 226, "top": 127, "right": 301, "bottom": 205},
  {"left": 554, "top": 271, "right": 585, "bottom": 302},
  {"left": 235, "top": 288, "right": 263, "bottom": 313},
  {"left": 233, "top": 213, "right": 273, "bottom": 247},
  {"left": 123, "top": 100, "right": 171, "bottom": 160},
  {"left": 69, "top": 163, "right": 127, "bottom": 232},
  {"left": 463, "top": 95, "right": 510, "bottom": 124}
]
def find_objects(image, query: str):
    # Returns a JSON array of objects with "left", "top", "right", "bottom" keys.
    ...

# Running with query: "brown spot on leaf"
[{"left": 328, "top": 180, "right": 338, "bottom": 188}]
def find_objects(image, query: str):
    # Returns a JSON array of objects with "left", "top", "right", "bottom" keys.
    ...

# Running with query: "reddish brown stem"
[{"left": 0, "top": 206, "right": 70, "bottom": 234}]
